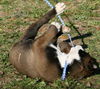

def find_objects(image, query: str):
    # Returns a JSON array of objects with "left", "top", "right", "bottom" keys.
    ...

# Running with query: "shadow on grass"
[
  {"left": 63, "top": 15, "right": 92, "bottom": 49},
  {"left": 66, "top": 32, "right": 92, "bottom": 49}
]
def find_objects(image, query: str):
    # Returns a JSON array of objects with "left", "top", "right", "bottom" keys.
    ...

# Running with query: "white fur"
[
  {"left": 51, "top": 22, "right": 61, "bottom": 32},
  {"left": 50, "top": 44, "right": 84, "bottom": 68},
  {"left": 65, "top": 45, "right": 84, "bottom": 65},
  {"left": 50, "top": 44, "right": 67, "bottom": 67},
  {"left": 55, "top": 2, "right": 66, "bottom": 15}
]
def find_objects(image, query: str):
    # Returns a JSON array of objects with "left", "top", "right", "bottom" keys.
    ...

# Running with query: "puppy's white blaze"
[
  {"left": 49, "top": 44, "right": 84, "bottom": 68},
  {"left": 57, "top": 51, "right": 68, "bottom": 68},
  {"left": 50, "top": 44, "right": 67, "bottom": 67}
]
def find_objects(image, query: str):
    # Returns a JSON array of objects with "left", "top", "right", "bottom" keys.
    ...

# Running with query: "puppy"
[
  {"left": 9, "top": 3, "right": 67, "bottom": 82},
  {"left": 58, "top": 39, "right": 99, "bottom": 79}
]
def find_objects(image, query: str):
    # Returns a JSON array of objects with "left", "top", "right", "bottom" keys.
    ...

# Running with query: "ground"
[{"left": 0, "top": 0, "right": 100, "bottom": 89}]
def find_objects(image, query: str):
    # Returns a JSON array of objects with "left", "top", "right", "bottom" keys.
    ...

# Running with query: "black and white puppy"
[{"left": 57, "top": 41, "right": 99, "bottom": 79}]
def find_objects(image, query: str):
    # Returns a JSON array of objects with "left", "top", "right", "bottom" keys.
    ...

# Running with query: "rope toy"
[
  {"left": 61, "top": 61, "right": 68, "bottom": 80},
  {"left": 44, "top": 0, "right": 74, "bottom": 80}
]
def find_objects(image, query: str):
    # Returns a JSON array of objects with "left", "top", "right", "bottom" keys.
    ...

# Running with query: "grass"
[{"left": 0, "top": 0, "right": 100, "bottom": 89}]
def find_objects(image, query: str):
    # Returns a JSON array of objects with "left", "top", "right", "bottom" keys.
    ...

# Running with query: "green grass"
[{"left": 0, "top": 0, "right": 100, "bottom": 89}]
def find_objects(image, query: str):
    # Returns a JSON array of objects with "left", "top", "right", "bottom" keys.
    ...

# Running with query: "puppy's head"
[
  {"left": 69, "top": 49, "right": 99, "bottom": 79},
  {"left": 79, "top": 50, "right": 99, "bottom": 71}
]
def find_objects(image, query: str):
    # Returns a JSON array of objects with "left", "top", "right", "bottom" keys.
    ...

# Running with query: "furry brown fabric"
[
  {"left": 9, "top": 7, "right": 99, "bottom": 82},
  {"left": 9, "top": 8, "right": 62, "bottom": 82}
]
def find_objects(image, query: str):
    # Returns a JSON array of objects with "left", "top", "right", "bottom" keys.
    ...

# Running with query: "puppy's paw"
[
  {"left": 62, "top": 26, "right": 71, "bottom": 33},
  {"left": 55, "top": 2, "right": 66, "bottom": 15},
  {"left": 51, "top": 22, "right": 61, "bottom": 32}
]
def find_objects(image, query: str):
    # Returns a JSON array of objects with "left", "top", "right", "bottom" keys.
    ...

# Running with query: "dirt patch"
[{"left": 0, "top": 5, "right": 6, "bottom": 18}]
